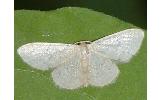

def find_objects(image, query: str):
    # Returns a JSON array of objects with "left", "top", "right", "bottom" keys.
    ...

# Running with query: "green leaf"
[{"left": 15, "top": 7, "right": 146, "bottom": 100}]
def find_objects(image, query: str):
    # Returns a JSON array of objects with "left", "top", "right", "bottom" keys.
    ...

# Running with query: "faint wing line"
[
  {"left": 89, "top": 45, "right": 111, "bottom": 60},
  {"left": 50, "top": 45, "right": 80, "bottom": 70}
]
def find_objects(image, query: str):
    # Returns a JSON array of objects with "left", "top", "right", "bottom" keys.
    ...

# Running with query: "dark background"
[{"left": 14, "top": 0, "right": 147, "bottom": 29}]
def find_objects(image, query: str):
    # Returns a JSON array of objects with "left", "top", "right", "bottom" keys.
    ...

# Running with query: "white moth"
[{"left": 17, "top": 28, "right": 144, "bottom": 89}]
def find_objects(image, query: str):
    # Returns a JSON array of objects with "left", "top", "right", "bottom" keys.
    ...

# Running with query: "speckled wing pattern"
[
  {"left": 17, "top": 28, "right": 144, "bottom": 89},
  {"left": 87, "top": 29, "right": 144, "bottom": 87},
  {"left": 51, "top": 46, "right": 84, "bottom": 89},
  {"left": 90, "top": 29, "right": 144, "bottom": 63},
  {"left": 17, "top": 43, "right": 77, "bottom": 70},
  {"left": 18, "top": 43, "right": 85, "bottom": 89},
  {"left": 88, "top": 49, "right": 119, "bottom": 86}
]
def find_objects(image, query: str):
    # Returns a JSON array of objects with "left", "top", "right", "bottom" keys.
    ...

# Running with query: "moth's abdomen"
[{"left": 79, "top": 45, "right": 90, "bottom": 87}]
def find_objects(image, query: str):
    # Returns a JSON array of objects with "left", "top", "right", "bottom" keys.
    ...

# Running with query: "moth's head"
[{"left": 75, "top": 41, "right": 91, "bottom": 45}]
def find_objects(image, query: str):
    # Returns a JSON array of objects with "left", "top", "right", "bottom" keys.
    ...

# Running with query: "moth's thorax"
[
  {"left": 76, "top": 41, "right": 90, "bottom": 54},
  {"left": 76, "top": 41, "right": 91, "bottom": 54}
]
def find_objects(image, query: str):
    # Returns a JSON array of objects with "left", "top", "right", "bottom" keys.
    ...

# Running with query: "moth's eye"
[{"left": 76, "top": 42, "right": 81, "bottom": 45}]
